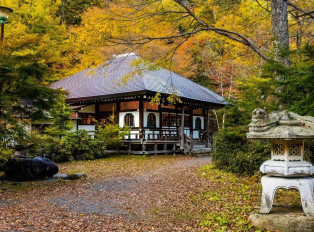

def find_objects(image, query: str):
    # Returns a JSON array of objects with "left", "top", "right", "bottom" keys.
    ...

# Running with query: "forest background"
[{"left": 0, "top": 0, "right": 313, "bottom": 174}]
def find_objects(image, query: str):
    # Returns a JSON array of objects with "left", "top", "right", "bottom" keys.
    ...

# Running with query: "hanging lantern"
[{"left": 0, "top": 6, "right": 13, "bottom": 23}]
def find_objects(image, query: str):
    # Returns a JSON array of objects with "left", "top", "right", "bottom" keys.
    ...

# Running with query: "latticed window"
[
  {"left": 98, "top": 112, "right": 113, "bottom": 125},
  {"left": 289, "top": 144, "right": 301, "bottom": 156},
  {"left": 162, "top": 113, "right": 170, "bottom": 127},
  {"left": 78, "top": 113, "right": 95, "bottom": 125},
  {"left": 195, "top": 117, "right": 201, "bottom": 129},
  {"left": 274, "top": 143, "right": 285, "bottom": 156},
  {"left": 147, "top": 113, "right": 156, "bottom": 128},
  {"left": 124, "top": 113, "right": 134, "bottom": 127},
  {"left": 184, "top": 115, "right": 190, "bottom": 127}
]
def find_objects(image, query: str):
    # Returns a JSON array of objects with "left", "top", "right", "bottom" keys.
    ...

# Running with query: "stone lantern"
[{"left": 247, "top": 109, "right": 314, "bottom": 216}]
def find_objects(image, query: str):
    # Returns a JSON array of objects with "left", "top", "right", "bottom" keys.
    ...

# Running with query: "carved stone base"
[
  {"left": 260, "top": 176, "right": 314, "bottom": 216},
  {"left": 260, "top": 160, "right": 314, "bottom": 177}
]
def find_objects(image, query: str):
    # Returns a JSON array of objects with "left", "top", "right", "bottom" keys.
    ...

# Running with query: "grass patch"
[{"left": 194, "top": 164, "right": 302, "bottom": 231}]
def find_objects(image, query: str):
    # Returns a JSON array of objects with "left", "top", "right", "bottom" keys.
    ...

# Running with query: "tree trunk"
[{"left": 271, "top": 0, "right": 290, "bottom": 67}]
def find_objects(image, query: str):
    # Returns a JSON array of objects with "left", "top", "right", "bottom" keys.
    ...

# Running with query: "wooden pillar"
[
  {"left": 142, "top": 143, "right": 146, "bottom": 155},
  {"left": 95, "top": 102, "right": 99, "bottom": 123},
  {"left": 175, "top": 105, "right": 178, "bottom": 139},
  {"left": 115, "top": 101, "right": 120, "bottom": 125},
  {"left": 207, "top": 108, "right": 211, "bottom": 148},
  {"left": 128, "top": 143, "right": 131, "bottom": 154},
  {"left": 154, "top": 143, "right": 157, "bottom": 155},
  {"left": 180, "top": 106, "right": 185, "bottom": 147},
  {"left": 189, "top": 106, "right": 193, "bottom": 138},
  {"left": 159, "top": 104, "right": 162, "bottom": 139},
  {"left": 206, "top": 108, "right": 210, "bottom": 133},
  {"left": 139, "top": 97, "right": 144, "bottom": 139}
]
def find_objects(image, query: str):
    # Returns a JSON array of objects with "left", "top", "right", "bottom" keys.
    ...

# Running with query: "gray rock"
[
  {"left": 4, "top": 157, "right": 59, "bottom": 181},
  {"left": 53, "top": 173, "right": 87, "bottom": 180},
  {"left": 66, "top": 173, "right": 87, "bottom": 180},
  {"left": 53, "top": 173, "right": 68, "bottom": 179},
  {"left": 249, "top": 208, "right": 314, "bottom": 232}
]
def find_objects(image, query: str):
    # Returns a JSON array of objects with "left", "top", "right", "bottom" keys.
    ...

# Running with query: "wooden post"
[
  {"left": 128, "top": 143, "right": 131, "bottom": 154},
  {"left": 142, "top": 144, "right": 146, "bottom": 155},
  {"left": 180, "top": 106, "right": 185, "bottom": 148},
  {"left": 207, "top": 108, "right": 210, "bottom": 133},
  {"left": 207, "top": 108, "right": 210, "bottom": 148},
  {"left": 95, "top": 102, "right": 99, "bottom": 124},
  {"left": 159, "top": 104, "right": 162, "bottom": 139},
  {"left": 139, "top": 98, "right": 144, "bottom": 139},
  {"left": 189, "top": 106, "right": 193, "bottom": 153},
  {"left": 115, "top": 101, "right": 120, "bottom": 125},
  {"left": 189, "top": 106, "right": 193, "bottom": 139},
  {"left": 0, "top": 23, "right": 4, "bottom": 44},
  {"left": 175, "top": 105, "right": 179, "bottom": 140},
  {"left": 154, "top": 143, "right": 157, "bottom": 155}
]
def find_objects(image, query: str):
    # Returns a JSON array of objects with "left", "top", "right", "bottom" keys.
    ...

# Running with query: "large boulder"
[{"left": 4, "top": 157, "right": 59, "bottom": 181}]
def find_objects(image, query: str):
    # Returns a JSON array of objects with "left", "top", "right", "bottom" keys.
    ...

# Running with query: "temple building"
[{"left": 49, "top": 53, "right": 226, "bottom": 154}]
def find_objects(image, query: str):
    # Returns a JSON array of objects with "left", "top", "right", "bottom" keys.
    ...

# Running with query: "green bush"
[
  {"left": 19, "top": 117, "right": 130, "bottom": 163},
  {"left": 59, "top": 130, "right": 96, "bottom": 161},
  {"left": 212, "top": 128, "right": 270, "bottom": 176},
  {"left": 305, "top": 140, "right": 314, "bottom": 164},
  {"left": 27, "top": 132, "right": 63, "bottom": 160},
  {"left": 0, "top": 147, "right": 14, "bottom": 170}
]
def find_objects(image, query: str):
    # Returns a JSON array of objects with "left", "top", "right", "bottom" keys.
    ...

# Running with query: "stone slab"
[
  {"left": 249, "top": 207, "right": 314, "bottom": 232},
  {"left": 53, "top": 173, "right": 87, "bottom": 180}
]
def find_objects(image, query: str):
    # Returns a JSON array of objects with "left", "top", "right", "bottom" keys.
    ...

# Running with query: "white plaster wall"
[
  {"left": 119, "top": 111, "right": 139, "bottom": 127},
  {"left": 192, "top": 116, "right": 204, "bottom": 139},
  {"left": 79, "top": 104, "right": 95, "bottom": 113},
  {"left": 144, "top": 111, "right": 160, "bottom": 128},
  {"left": 78, "top": 125, "right": 96, "bottom": 132},
  {"left": 193, "top": 116, "right": 204, "bottom": 130},
  {"left": 124, "top": 130, "right": 140, "bottom": 140},
  {"left": 71, "top": 120, "right": 77, "bottom": 132}
]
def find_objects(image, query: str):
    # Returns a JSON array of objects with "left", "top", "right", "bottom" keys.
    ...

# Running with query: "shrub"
[
  {"left": 0, "top": 147, "right": 14, "bottom": 170},
  {"left": 17, "top": 118, "right": 130, "bottom": 163},
  {"left": 27, "top": 132, "right": 62, "bottom": 156},
  {"left": 212, "top": 127, "right": 270, "bottom": 176},
  {"left": 305, "top": 140, "right": 314, "bottom": 164},
  {"left": 95, "top": 118, "right": 130, "bottom": 147},
  {"left": 60, "top": 130, "right": 95, "bottom": 161}
]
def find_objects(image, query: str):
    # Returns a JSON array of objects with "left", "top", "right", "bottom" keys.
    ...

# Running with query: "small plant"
[{"left": 0, "top": 146, "right": 13, "bottom": 170}]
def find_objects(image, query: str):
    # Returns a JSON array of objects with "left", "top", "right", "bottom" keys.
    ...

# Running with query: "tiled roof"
[{"left": 50, "top": 53, "right": 226, "bottom": 105}]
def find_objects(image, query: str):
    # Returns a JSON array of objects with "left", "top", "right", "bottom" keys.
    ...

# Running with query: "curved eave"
[{"left": 64, "top": 90, "right": 226, "bottom": 109}]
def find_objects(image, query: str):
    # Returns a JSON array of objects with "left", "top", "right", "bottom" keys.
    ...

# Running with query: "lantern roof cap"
[{"left": 247, "top": 109, "right": 314, "bottom": 139}]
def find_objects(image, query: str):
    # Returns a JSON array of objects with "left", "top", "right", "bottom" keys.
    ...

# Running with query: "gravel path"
[
  {"left": 51, "top": 156, "right": 212, "bottom": 218},
  {"left": 1, "top": 156, "right": 213, "bottom": 231}
]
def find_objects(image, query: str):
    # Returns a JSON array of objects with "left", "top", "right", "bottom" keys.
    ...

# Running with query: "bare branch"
[
  {"left": 287, "top": 1, "right": 314, "bottom": 19},
  {"left": 172, "top": 0, "right": 271, "bottom": 61},
  {"left": 254, "top": 0, "right": 271, "bottom": 12}
]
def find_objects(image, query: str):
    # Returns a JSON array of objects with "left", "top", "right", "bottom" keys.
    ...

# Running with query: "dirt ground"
[{"left": 0, "top": 155, "right": 213, "bottom": 232}]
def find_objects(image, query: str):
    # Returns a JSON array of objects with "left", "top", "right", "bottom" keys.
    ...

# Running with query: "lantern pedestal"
[
  {"left": 260, "top": 160, "right": 314, "bottom": 177},
  {"left": 260, "top": 176, "right": 314, "bottom": 216},
  {"left": 247, "top": 109, "right": 314, "bottom": 217}
]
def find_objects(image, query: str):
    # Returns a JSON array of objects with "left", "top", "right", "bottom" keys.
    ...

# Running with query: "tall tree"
[
  {"left": 271, "top": 0, "right": 290, "bottom": 66},
  {"left": 95, "top": 0, "right": 312, "bottom": 63}
]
